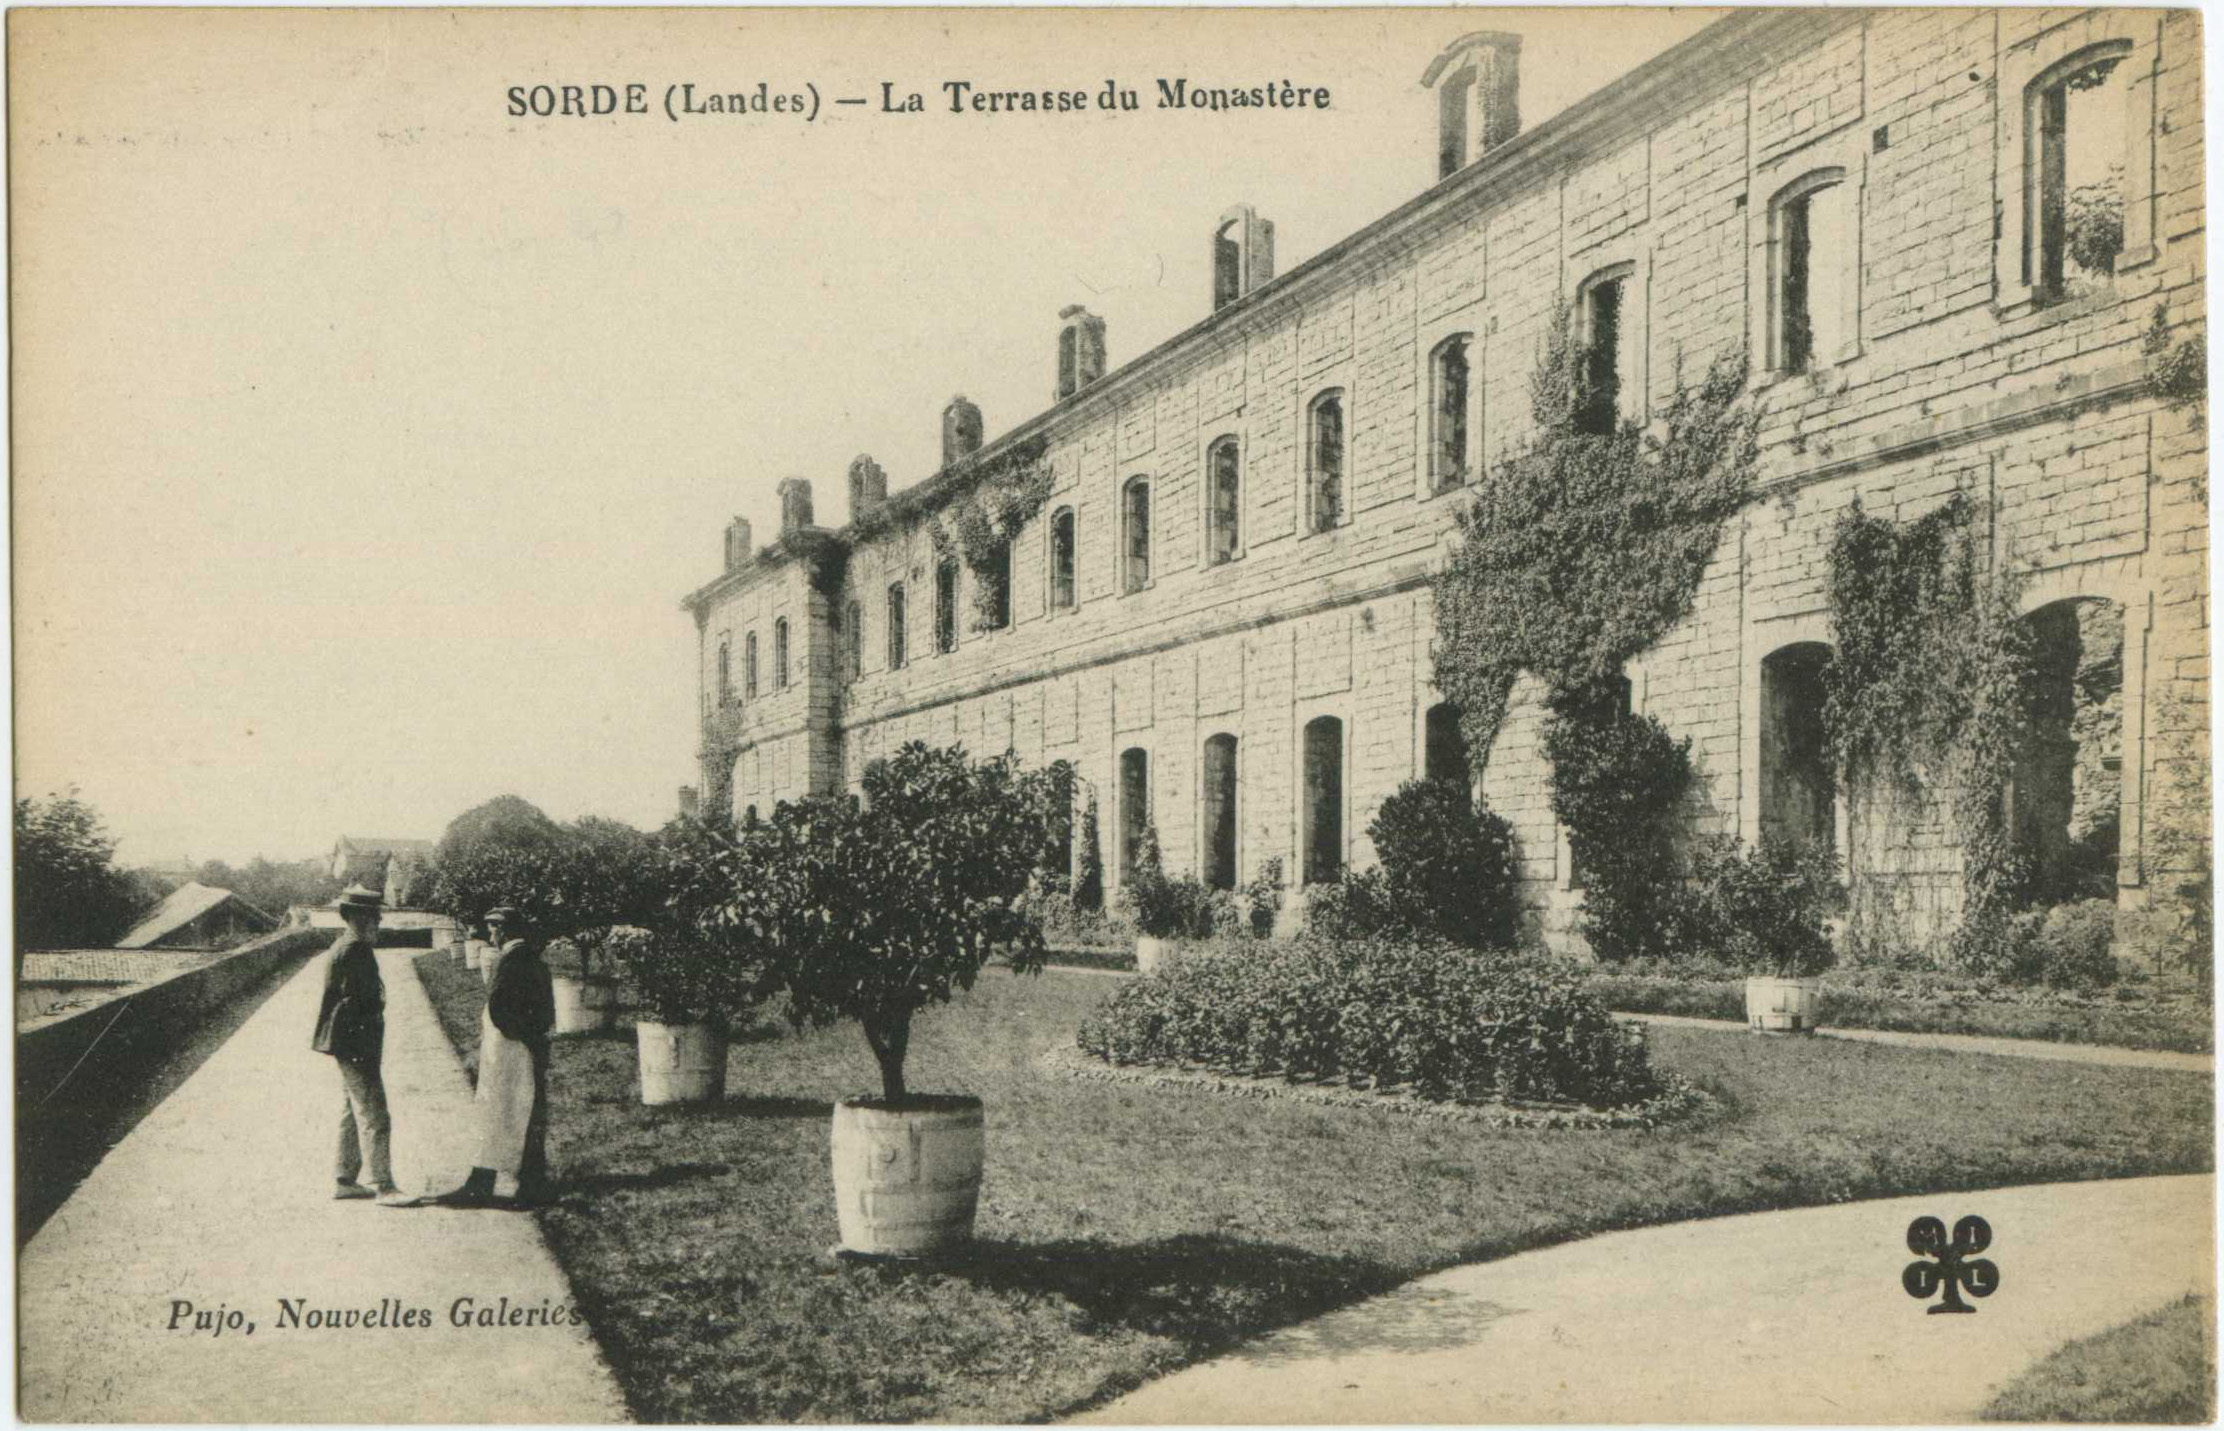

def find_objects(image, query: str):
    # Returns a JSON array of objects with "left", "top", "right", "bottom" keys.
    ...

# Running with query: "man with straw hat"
[
  {"left": 311, "top": 883, "right": 412, "bottom": 1206},
  {"left": 433, "top": 904, "right": 556, "bottom": 1207}
]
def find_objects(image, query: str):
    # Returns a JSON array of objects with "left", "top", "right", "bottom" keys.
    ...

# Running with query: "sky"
[{"left": 12, "top": 6, "right": 1723, "bottom": 867}]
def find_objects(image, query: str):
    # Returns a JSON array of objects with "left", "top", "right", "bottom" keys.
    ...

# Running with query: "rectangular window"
[
  {"left": 1432, "top": 338, "right": 1470, "bottom": 487},
  {"left": 886, "top": 584, "right": 906, "bottom": 671},
  {"left": 2029, "top": 48, "right": 2130, "bottom": 300},
  {"left": 935, "top": 560, "right": 958, "bottom": 653},
  {"left": 1577, "top": 274, "right": 1625, "bottom": 436},
  {"left": 744, "top": 632, "right": 759, "bottom": 700},
  {"left": 982, "top": 542, "right": 1011, "bottom": 630},
  {"left": 1207, "top": 439, "right": 1241, "bottom": 565},
  {"left": 774, "top": 618, "right": 790, "bottom": 690},
  {"left": 716, "top": 641, "right": 732, "bottom": 704},
  {"left": 845, "top": 600, "right": 862, "bottom": 679}
]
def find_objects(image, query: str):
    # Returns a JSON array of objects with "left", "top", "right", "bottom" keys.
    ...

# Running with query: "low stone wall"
[{"left": 16, "top": 926, "right": 326, "bottom": 1242}]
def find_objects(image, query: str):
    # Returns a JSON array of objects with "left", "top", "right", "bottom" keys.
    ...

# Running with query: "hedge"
[{"left": 1076, "top": 937, "right": 1662, "bottom": 1109}]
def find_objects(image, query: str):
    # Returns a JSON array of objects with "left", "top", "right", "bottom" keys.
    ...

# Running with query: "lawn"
[
  {"left": 1984, "top": 1294, "right": 2215, "bottom": 1422},
  {"left": 413, "top": 952, "right": 2213, "bottom": 1424}
]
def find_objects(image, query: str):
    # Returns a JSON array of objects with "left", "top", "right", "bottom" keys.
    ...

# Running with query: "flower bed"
[
  {"left": 1077, "top": 937, "right": 1665, "bottom": 1110},
  {"left": 1587, "top": 960, "right": 2214, "bottom": 1054}
]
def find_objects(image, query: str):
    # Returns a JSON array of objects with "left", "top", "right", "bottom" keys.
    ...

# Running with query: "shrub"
[
  {"left": 1120, "top": 825, "right": 1227, "bottom": 939},
  {"left": 1301, "top": 867, "right": 1405, "bottom": 941},
  {"left": 1242, "top": 857, "right": 1286, "bottom": 938},
  {"left": 2028, "top": 899, "right": 2121, "bottom": 994},
  {"left": 1368, "top": 779, "right": 1521, "bottom": 948},
  {"left": 1544, "top": 702, "right": 1694, "bottom": 962},
  {"left": 1078, "top": 936, "right": 1661, "bottom": 1109},
  {"left": 1073, "top": 790, "right": 1105, "bottom": 911},
  {"left": 607, "top": 924, "right": 762, "bottom": 1027},
  {"left": 1677, "top": 836, "right": 1843, "bottom": 977}
]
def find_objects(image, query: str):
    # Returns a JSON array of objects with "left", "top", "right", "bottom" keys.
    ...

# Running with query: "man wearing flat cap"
[
  {"left": 435, "top": 904, "right": 556, "bottom": 1207},
  {"left": 311, "top": 884, "right": 412, "bottom": 1206}
]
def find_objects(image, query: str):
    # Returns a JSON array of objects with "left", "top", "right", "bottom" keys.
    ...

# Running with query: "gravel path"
[
  {"left": 1075, "top": 1173, "right": 2216, "bottom": 1424},
  {"left": 19, "top": 949, "right": 630, "bottom": 1423}
]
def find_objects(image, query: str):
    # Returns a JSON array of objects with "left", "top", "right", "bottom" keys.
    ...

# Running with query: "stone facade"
[{"left": 684, "top": 9, "right": 2208, "bottom": 952}]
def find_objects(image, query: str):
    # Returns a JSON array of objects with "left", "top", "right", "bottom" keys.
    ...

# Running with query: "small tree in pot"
[
  {"left": 607, "top": 921, "right": 765, "bottom": 1104},
  {"left": 1679, "top": 835, "right": 1843, "bottom": 1034},
  {"left": 737, "top": 741, "right": 1065, "bottom": 1256},
  {"left": 546, "top": 815, "right": 662, "bottom": 1034}
]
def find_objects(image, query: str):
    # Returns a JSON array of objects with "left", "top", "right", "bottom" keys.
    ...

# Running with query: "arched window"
[
  {"left": 1307, "top": 390, "right": 1345, "bottom": 533},
  {"left": 1302, "top": 716, "right": 1344, "bottom": 885},
  {"left": 774, "top": 618, "right": 790, "bottom": 690},
  {"left": 1205, "top": 436, "right": 1242, "bottom": 565},
  {"left": 845, "top": 599, "right": 863, "bottom": 679},
  {"left": 1770, "top": 170, "right": 1849, "bottom": 373},
  {"left": 1119, "top": 746, "right": 1151, "bottom": 882},
  {"left": 934, "top": 558, "right": 959, "bottom": 654},
  {"left": 1575, "top": 266, "right": 1633, "bottom": 435},
  {"left": 1759, "top": 643, "right": 1835, "bottom": 853},
  {"left": 1122, "top": 477, "right": 1152, "bottom": 594},
  {"left": 1430, "top": 336, "right": 1472, "bottom": 489},
  {"left": 744, "top": 631, "right": 759, "bottom": 700},
  {"left": 1049, "top": 507, "right": 1077, "bottom": 611},
  {"left": 2026, "top": 43, "right": 2134, "bottom": 300},
  {"left": 886, "top": 583, "right": 907, "bottom": 671},
  {"left": 2010, "top": 598, "right": 2125, "bottom": 904},
  {"left": 1201, "top": 733, "right": 1239, "bottom": 890},
  {"left": 716, "top": 638, "right": 732, "bottom": 705},
  {"left": 1424, "top": 702, "right": 1469, "bottom": 797}
]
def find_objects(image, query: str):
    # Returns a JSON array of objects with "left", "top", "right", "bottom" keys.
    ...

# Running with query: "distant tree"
[
  {"left": 208, "top": 856, "right": 341, "bottom": 918},
  {"left": 15, "top": 789, "right": 141, "bottom": 953},
  {"left": 430, "top": 795, "right": 566, "bottom": 927}
]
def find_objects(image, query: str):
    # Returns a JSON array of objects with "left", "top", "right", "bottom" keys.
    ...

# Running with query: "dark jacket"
[
  {"left": 487, "top": 940, "right": 555, "bottom": 1047},
  {"left": 312, "top": 934, "right": 385, "bottom": 1064}
]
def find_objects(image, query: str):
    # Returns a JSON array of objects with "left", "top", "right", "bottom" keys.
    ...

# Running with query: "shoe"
[
  {"left": 333, "top": 1182, "right": 375, "bottom": 1201},
  {"left": 374, "top": 1187, "right": 419, "bottom": 1208},
  {"left": 426, "top": 1185, "right": 494, "bottom": 1208}
]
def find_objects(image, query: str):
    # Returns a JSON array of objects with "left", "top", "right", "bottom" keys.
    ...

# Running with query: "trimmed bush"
[
  {"left": 1368, "top": 780, "right": 1521, "bottom": 949},
  {"left": 1078, "top": 936, "right": 1661, "bottom": 1109},
  {"left": 1301, "top": 868, "right": 1402, "bottom": 941},
  {"left": 2026, "top": 899, "right": 2122, "bottom": 993},
  {"left": 1676, "top": 835, "right": 1843, "bottom": 977},
  {"left": 1121, "top": 825, "right": 1232, "bottom": 939}
]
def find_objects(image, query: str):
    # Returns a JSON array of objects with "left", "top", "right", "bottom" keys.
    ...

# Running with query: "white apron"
[{"left": 474, "top": 1006, "right": 536, "bottom": 1175}]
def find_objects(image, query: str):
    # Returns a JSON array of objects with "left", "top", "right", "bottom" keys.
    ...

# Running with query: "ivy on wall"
[
  {"left": 1431, "top": 312, "right": 1760, "bottom": 771},
  {"left": 1429, "top": 310, "right": 1759, "bottom": 960},
  {"left": 1822, "top": 491, "right": 2035, "bottom": 956}
]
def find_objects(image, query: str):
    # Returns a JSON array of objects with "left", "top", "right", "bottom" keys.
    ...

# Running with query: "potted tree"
[
  {"left": 608, "top": 924, "right": 748, "bottom": 1104},
  {"left": 738, "top": 742, "right": 1064, "bottom": 1257},
  {"left": 1686, "top": 836, "right": 1842, "bottom": 1036},
  {"left": 546, "top": 816, "right": 661, "bottom": 1036},
  {"left": 1122, "top": 824, "right": 1217, "bottom": 973}
]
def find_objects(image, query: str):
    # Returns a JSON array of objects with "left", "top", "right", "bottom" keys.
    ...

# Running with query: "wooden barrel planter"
[
  {"left": 636, "top": 1021, "right": 727, "bottom": 1105},
  {"left": 1745, "top": 975, "right": 1823, "bottom": 1035},
  {"left": 829, "top": 1095, "right": 984, "bottom": 1257},
  {"left": 1134, "top": 935, "right": 1169, "bottom": 974},
  {"left": 550, "top": 974, "right": 618, "bottom": 1036}
]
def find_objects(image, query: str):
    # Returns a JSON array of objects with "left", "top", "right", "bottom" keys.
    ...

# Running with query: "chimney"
[
  {"left": 848, "top": 454, "right": 887, "bottom": 520},
  {"left": 1055, "top": 306, "right": 1108, "bottom": 401},
  {"left": 776, "top": 477, "right": 814, "bottom": 535},
  {"left": 678, "top": 785, "right": 700, "bottom": 819},
  {"left": 724, "top": 516, "right": 753, "bottom": 572},
  {"left": 1423, "top": 32, "right": 1522, "bottom": 181},
  {"left": 942, "top": 395, "right": 983, "bottom": 467},
  {"left": 1212, "top": 205, "right": 1276, "bottom": 311}
]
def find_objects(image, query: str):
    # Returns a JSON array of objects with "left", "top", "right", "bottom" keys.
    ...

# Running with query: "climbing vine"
[
  {"left": 1822, "top": 491, "right": 2035, "bottom": 956},
  {"left": 1429, "top": 311, "right": 1759, "bottom": 960},
  {"left": 1431, "top": 311, "right": 1760, "bottom": 771}
]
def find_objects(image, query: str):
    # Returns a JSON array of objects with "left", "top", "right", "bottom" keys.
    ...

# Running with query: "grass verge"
[
  {"left": 412, "top": 950, "right": 2213, "bottom": 1424},
  {"left": 1983, "top": 1294, "right": 2216, "bottom": 1422}
]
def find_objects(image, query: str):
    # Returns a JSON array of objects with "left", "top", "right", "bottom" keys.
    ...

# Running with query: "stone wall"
[{"left": 687, "top": 8, "right": 2207, "bottom": 954}]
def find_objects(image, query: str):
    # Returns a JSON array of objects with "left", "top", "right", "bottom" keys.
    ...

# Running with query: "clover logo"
[{"left": 1902, "top": 1214, "right": 1999, "bottom": 1314}]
